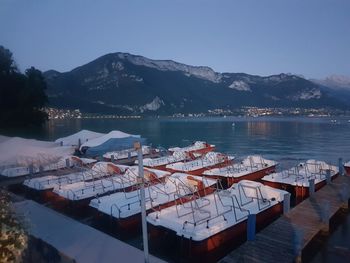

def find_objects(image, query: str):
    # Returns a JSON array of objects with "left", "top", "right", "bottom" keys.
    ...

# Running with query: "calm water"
[
  {"left": 2, "top": 116, "right": 350, "bottom": 262},
  {"left": 4, "top": 116, "right": 349, "bottom": 167}
]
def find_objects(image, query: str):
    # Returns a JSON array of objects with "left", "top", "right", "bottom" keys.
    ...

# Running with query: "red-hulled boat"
[
  {"left": 168, "top": 141, "right": 215, "bottom": 155},
  {"left": 344, "top": 161, "right": 350, "bottom": 176},
  {"left": 203, "top": 155, "right": 277, "bottom": 187},
  {"left": 262, "top": 160, "right": 339, "bottom": 204},
  {"left": 147, "top": 180, "right": 288, "bottom": 262},
  {"left": 140, "top": 151, "right": 190, "bottom": 171},
  {"left": 165, "top": 152, "right": 234, "bottom": 175},
  {"left": 89, "top": 173, "right": 218, "bottom": 234}
]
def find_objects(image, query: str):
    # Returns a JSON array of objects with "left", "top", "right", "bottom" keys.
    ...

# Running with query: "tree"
[
  {"left": 0, "top": 46, "right": 48, "bottom": 127},
  {"left": 0, "top": 46, "right": 17, "bottom": 75},
  {"left": 0, "top": 190, "right": 27, "bottom": 262}
]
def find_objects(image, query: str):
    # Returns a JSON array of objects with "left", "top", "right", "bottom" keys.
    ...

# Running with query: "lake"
[
  {"left": 4, "top": 116, "right": 349, "bottom": 167},
  {"left": 1, "top": 116, "right": 350, "bottom": 262}
]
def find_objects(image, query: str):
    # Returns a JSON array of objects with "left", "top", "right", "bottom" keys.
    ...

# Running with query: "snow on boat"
[
  {"left": 52, "top": 166, "right": 170, "bottom": 203},
  {"left": 103, "top": 146, "right": 152, "bottom": 161},
  {"left": 23, "top": 161, "right": 124, "bottom": 191},
  {"left": 1, "top": 155, "right": 95, "bottom": 178},
  {"left": 141, "top": 151, "right": 189, "bottom": 170},
  {"left": 55, "top": 129, "right": 105, "bottom": 147},
  {"left": 147, "top": 180, "right": 288, "bottom": 261},
  {"left": 166, "top": 152, "right": 234, "bottom": 175},
  {"left": 344, "top": 161, "right": 350, "bottom": 176},
  {"left": 89, "top": 173, "right": 217, "bottom": 231},
  {"left": 262, "top": 160, "right": 338, "bottom": 204},
  {"left": 23, "top": 162, "right": 126, "bottom": 201},
  {"left": 203, "top": 155, "right": 277, "bottom": 187},
  {"left": 168, "top": 141, "right": 215, "bottom": 155}
]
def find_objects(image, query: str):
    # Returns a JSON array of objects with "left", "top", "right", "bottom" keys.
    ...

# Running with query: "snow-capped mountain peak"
[{"left": 311, "top": 74, "right": 350, "bottom": 90}]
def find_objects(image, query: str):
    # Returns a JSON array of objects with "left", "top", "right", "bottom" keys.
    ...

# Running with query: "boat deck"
[
  {"left": 220, "top": 175, "right": 350, "bottom": 263},
  {"left": 13, "top": 200, "right": 164, "bottom": 263}
]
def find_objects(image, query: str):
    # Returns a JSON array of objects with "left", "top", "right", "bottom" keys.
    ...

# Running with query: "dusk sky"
[{"left": 1, "top": 0, "right": 349, "bottom": 79}]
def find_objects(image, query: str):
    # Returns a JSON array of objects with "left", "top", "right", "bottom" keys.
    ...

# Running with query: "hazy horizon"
[{"left": 1, "top": 0, "right": 349, "bottom": 79}]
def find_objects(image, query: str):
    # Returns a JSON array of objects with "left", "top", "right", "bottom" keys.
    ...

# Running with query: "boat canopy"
[
  {"left": 80, "top": 130, "right": 140, "bottom": 152},
  {"left": 55, "top": 130, "right": 105, "bottom": 146},
  {"left": 85, "top": 137, "right": 147, "bottom": 157}
]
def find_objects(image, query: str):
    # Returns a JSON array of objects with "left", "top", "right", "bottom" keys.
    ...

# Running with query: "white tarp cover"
[
  {"left": 80, "top": 130, "right": 140, "bottom": 151},
  {"left": 0, "top": 135, "right": 10, "bottom": 144},
  {"left": 0, "top": 136, "right": 74, "bottom": 167},
  {"left": 55, "top": 130, "right": 105, "bottom": 146}
]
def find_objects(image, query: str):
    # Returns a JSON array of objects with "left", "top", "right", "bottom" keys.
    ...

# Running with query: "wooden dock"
[{"left": 220, "top": 175, "right": 350, "bottom": 263}]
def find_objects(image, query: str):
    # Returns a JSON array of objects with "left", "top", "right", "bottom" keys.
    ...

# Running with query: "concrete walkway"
[{"left": 13, "top": 200, "right": 164, "bottom": 263}]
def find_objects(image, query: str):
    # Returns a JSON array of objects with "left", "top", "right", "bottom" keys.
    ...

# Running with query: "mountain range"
[{"left": 43, "top": 53, "right": 350, "bottom": 115}]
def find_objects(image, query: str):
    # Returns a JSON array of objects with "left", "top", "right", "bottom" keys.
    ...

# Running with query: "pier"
[
  {"left": 220, "top": 175, "right": 350, "bottom": 263},
  {"left": 13, "top": 200, "right": 164, "bottom": 263}
]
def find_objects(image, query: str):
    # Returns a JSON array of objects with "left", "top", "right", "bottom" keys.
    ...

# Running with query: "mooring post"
[
  {"left": 247, "top": 214, "right": 256, "bottom": 241},
  {"left": 29, "top": 164, "right": 34, "bottom": 176},
  {"left": 320, "top": 200, "right": 330, "bottom": 233},
  {"left": 66, "top": 158, "right": 70, "bottom": 168},
  {"left": 283, "top": 193, "right": 291, "bottom": 215},
  {"left": 338, "top": 158, "right": 344, "bottom": 176},
  {"left": 293, "top": 228, "right": 304, "bottom": 263},
  {"left": 326, "top": 169, "right": 331, "bottom": 184},
  {"left": 309, "top": 179, "right": 315, "bottom": 196},
  {"left": 60, "top": 141, "right": 63, "bottom": 146},
  {"left": 111, "top": 155, "right": 115, "bottom": 163},
  {"left": 135, "top": 141, "right": 149, "bottom": 263},
  {"left": 128, "top": 151, "right": 131, "bottom": 161},
  {"left": 39, "top": 165, "right": 43, "bottom": 173},
  {"left": 78, "top": 138, "right": 81, "bottom": 148}
]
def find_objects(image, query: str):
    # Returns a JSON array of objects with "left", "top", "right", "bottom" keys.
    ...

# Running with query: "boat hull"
[
  {"left": 148, "top": 202, "right": 283, "bottom": 263},
  {"left": 345, "top": 165, "right": 350, "bottom": 176},
  {"left": 190, "top": 145, "right": 215, "bottom": 155},
  {"left": 144, "top": 164, "right": 168, "bottom": 171}
]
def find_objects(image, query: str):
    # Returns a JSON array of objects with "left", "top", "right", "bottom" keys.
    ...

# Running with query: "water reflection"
[{"left": 2, "top": 117, "right": 350, "bottom": 167}]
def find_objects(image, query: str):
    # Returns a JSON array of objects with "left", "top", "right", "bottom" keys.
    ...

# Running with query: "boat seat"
[
  {"left": 186, "top": 176, "right": 204, "bottom": 191},
  {"left": 107, "top": 163, "right": 122, "bottom": 175},
  {"left": 144, "top": 170, "right": 158, "bottom": 181},
  {"left": 71, "top": 156, "right": 83, "bottom": 166}
]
